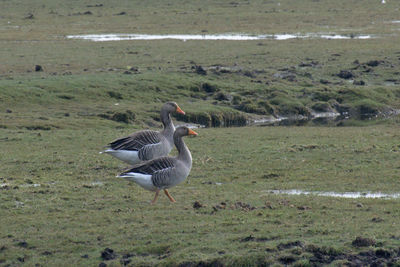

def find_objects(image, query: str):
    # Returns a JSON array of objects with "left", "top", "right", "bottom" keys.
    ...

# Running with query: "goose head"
[
  {"left": 174, "top": 126, "right": 198, "bottom": 138},
  {"left": 163, "top": 102, "right": 185, "bottom": 115}
]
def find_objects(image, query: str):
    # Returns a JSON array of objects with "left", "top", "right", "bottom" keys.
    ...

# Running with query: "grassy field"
[
  {"left": 1, "top": 0, "right": 400, "bottom": 266},
  {"left": 1, "top": 125, "right": 400, "bottom": 266}
]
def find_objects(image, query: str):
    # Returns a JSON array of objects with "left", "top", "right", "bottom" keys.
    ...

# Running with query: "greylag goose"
[
  {"left": 101, "top": 102, "right": 185, "bottom": 165},
  {"left": 117, "top": 126, "right": 198, "bottom": 204}
]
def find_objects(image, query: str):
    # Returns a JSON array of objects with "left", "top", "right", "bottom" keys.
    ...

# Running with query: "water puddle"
[
  {"left": 249, "top": 111, "right": 342, "bottom": 126},
  {"left": 265, "top": 189, "right": 400, "bottom": 199},
  {"left": 66, "top": 33, "right": 374, "bottom": 42},
  {"left": 20, "top": 183, "right": 41, "bottom": 188},
  {"left": 15, "top": 201, "right": 24, "bottom": 208},
  {"left": 90, "top": 181, "right": 104, "bottom": 186},
  {"left": 1, "top": 182, "right": 41, "bottom": 188},
  {"left": 177, "top": 123, "right": 206, "bottom": 129}
]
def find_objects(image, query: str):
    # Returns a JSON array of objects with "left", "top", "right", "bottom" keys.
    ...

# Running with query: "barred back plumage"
[
  {"left": 102, "top": 102, "right": 183, "bottom": 165},
  {"left": 109, "top": 130, "right": 161, "bottom": 151}
]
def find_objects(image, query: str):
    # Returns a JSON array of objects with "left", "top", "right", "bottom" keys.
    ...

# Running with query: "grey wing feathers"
[
  {"left": 122, "top": 157, "right": 177, "bottom": 188},
  {"left": 108, "top": 130, "right": 161, "bottom": 151},
  {"left": 125, "top": 157, "right": 176, "bottom": 175}
]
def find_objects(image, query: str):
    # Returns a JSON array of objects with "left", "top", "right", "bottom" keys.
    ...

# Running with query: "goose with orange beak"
[
  {"left": 117, "top": 126, "right": 198, "bottom": 204},
  {"left": 101, "top": 102, "right": 185, "bottom": 165}
]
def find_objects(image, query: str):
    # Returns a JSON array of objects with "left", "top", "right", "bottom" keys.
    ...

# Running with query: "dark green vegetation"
[
  {"left": 1, "top": 0, "right": 400, "bottom": 123},
  {"left": 1, "top": 0, "right": 400, "bottom": 266}
]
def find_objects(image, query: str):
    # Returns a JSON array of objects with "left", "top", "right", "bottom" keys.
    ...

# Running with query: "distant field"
[
  {"left": 1, "top": 0, "right": 400, "bottom": 266},
  {"left": 1, "top": 0, "right": 400, "bottom": 120}
]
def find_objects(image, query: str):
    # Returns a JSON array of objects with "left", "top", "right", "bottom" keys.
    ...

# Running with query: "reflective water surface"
[
  {"left": 265, "top": 189, "right": 400, "bottom": 199},
  {"left": 66, "top": 33, "right": 374, "bottom": 42}
]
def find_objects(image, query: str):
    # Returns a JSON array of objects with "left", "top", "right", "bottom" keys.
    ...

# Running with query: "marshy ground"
[{"left": 1, "top": 0, "right": 400, "bottom": 266}]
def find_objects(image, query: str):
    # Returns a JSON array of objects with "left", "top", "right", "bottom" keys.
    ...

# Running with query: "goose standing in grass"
[
  {"left": 101, "top": 102, "right": 185, "bottom": 165},
  {"left": 117, "top": 126, "right": 197, "bottom": 204}
]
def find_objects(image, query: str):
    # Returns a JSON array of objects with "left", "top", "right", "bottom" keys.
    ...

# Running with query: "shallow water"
[
  {"left": 265, "top": 189, "right": 400, "bottom": 199},
  {"left": 20, "top": 183, "right": 41, "bottom": 187},
  {"left": 177, "top": 123, "right": 206, "bottom": 129},
  {"left": 66, "top": 33, "right": 374, "bottom": 42},
  {"left": 90, "top": 181, "right": 104, "bottom": 186},
  {"left": 249, "top": 111, "right": 342, "bottom": 126}
]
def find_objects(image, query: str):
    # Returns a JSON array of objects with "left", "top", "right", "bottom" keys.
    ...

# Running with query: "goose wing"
[
  {"left": 122, "top": 157, "right": 177, "bottom": 188},
  {"left": 108, "top": 130, "right": 161, "bottom": 151}
]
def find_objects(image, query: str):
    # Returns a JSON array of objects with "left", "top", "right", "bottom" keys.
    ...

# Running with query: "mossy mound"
[
  {"left": 98, "top": 110, "right": 136, "bottom": 124},
  {"left": 176, "top": 110, "right": 248, "bottom": 127}
]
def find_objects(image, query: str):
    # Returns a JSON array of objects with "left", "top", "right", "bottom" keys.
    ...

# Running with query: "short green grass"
[
  {"left": 1, "top": 124, "right": 400, "bottom": 266},
  {"left": 1, "top": 0, "right": 400, "bottom": 266}
]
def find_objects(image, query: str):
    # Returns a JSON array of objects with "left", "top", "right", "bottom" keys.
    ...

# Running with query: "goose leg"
[
  {"left": 151, "top": 190, "right": 160, "bottom": 204},
  {"left": 164, "top": 189, "right": 176, "bottom": 203}
]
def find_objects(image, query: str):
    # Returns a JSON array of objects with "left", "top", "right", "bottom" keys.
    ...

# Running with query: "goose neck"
[
  {"left": 174, "top": 134, "right": 192, "bottom": 163},
  {"left": 160, "top": 110, "right": 175, "bottom": 136}
]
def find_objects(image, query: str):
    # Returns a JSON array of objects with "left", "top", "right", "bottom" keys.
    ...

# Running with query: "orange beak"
[
  {"left": 176, "top": 105, "right": 185, "bottom": 115},
  {"left": 188, "top": 129, "right": 198, "bottom": 136}
]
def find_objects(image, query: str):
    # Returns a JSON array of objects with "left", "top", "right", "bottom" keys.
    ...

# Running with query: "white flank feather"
[
  {"left": 101, "top": 149, "right": 140, "bottom": 165},
  {"left": 117, "top": 172, "right": 156, "bottom": 191}
]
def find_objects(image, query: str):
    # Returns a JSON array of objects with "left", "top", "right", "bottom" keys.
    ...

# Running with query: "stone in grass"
[
  {"left": 279, "top": 254, "right": 298, "bottom": 265},
  {"left": 375, "top": 248, "right": 391, "bottom": 258},
  {"left": 107, "top": 91, "right": 123, "bottom": 100},
  {"left": 120, "top": 258, "right": 131, "bottom": 266},
  {"left": 194, "top": 65, "right": 207, "bottom": 75},
  {"left": 337, "top": 70, "right": 354, "bottom": 79},
  {"left": 193, "top": 201, "right": 204, "bottom": 209},
  {"left": 17, "top": 241, "right": 28, "bottom": 248},
  {"left": 25, "top": 13, "right": 34, "bottom": 19},
  {"left": 35, "top": 65, "right": 43, "bottom": 72},
  {"left": 101, "top": 248, "right": 116, "bottom": 260},
  {"left": 352, "top": 236, "right": 376, "bottom": 247},
  {"left": 366, "top": 60, "right": 381, "bottom": 67},
  {"left": 353, "top": 80, "right": 365, "bottom": 86}
]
